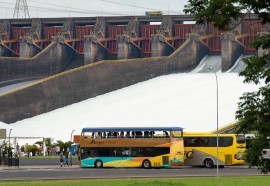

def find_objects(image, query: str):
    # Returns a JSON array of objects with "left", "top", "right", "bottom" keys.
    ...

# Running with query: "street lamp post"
[
  {"left": 70, "top": 130, "right": 75, "bottom": 166},
  {"left": 8, "top": 129, "right": 12, "bottom": 167},
  {"left": 8, "top": 129, "right": 12, "bottom": 152},
  {"left": 213, "top": 71, "right": 219, "bottom": 177},
  {"left": 208, "top": 68, "right": 219, "bottom": 177}
]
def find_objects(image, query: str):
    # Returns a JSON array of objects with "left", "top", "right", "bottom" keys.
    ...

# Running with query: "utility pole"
[{"left": 13, "top": 0, "right": 30, "bottom": 19}]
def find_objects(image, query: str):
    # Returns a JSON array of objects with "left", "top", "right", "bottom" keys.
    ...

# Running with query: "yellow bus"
[
  {"left": 79, "top": 127, "right": 184, "bottom": 168},
  {"left": 145, "top": 11, "right": 163, "bottom": 16},
  {"left": 183, "top": 132, "right": 246, "bottom": 168}
]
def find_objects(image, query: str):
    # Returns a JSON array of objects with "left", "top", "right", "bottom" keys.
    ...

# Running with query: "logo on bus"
[
  {"left": 184, "top": 151, "right": 193, "bottom": 159},
  {"left": 90, "top": 140, "right": 104, "bottom": 144},
  {"left": 90, "top": 140, "right": 116, "bottom": 144}
]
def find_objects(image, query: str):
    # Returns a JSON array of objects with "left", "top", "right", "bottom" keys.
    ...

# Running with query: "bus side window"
[
  {"left": 208, "top": 137, "right": 216, "bottom": 147},
  {"left": 186, "top": 137, "right": 199, "bottom": 147},
  {"left": 164, "top": 131, "right": 169, "bottom": 138},
  {"left": 221, "top": 137, "right": 233, "bottom": 147},
  {"left": 200, "top": 137, "right": 209, "bottom": 147}
]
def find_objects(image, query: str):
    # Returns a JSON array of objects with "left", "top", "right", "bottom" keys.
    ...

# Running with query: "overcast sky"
[{"left": 0, "top": 0, "right": 188, "bottom": 19}]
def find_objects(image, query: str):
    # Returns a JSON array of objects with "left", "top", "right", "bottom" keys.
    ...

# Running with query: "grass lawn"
[{"left": 1, "top": 177, "right": 270, "bottom": 186}]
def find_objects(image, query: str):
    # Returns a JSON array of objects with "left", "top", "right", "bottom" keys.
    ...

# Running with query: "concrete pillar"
[
  {"left": 51, "top": 36, "right": 75, "bottom": 72},
  {"left": 84, "top": 36, "right": 108, "bottom": 64},
  {"left": 169, "top": 33, "right": 209, "bottom": 70},
  {"left": 189, "top": 34, "right": 209, "bottom": 65},
  {"left": 117, "top": 35, "right": 140, "bottom": 59},
  {"left": 151, "top": 34, "right": 174, "bottom": 57},
  {"left": 20, "top": 37, "right": 40, "bottom": 59},
  {"left": 221, "top": 33, "right": 244, "bottom": 72}
]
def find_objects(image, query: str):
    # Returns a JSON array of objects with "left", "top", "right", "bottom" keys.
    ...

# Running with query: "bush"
[{"left": 27, "top": 145, "right": 39, "bottom": 156}]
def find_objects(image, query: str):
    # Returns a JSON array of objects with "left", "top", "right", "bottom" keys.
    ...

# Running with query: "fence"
[{"left": 0, "top": 157, "right": 19, "bottom": 167}]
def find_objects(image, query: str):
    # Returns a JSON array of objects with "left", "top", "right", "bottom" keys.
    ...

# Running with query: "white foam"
[{"left": 9, "top": 73, "right": 261, "bottom": 144}]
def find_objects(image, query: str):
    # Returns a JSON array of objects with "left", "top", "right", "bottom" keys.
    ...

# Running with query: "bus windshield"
[
  {"left": 79, "top": 127, "right": 184, "bottom": 168},
  {"left": 236, "top": 135, "right": 246, "bottom": 144}
]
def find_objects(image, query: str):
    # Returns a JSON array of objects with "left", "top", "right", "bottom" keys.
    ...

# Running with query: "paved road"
[
  {"left": 0, "top": 77, "right": 42, "bottom": 95},
  {"left": 0, "top": 165, "right": 267, "bottom": 181}
]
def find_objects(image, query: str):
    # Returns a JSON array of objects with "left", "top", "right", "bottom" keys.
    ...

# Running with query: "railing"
[{"left": 0, "top": 157, "right": 19, "bottom": 167}]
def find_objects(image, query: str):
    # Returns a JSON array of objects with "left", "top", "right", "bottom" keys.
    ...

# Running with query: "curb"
[{"left": 0, "top": 165, "right": 80, "bottom": 170}]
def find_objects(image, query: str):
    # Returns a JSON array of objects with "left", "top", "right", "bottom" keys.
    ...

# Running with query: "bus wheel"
[
  {"left": 95, "top": 160, "right": 103, "bottom": 168},
  {"left": 142, "top": 160, "right": 151, "bottom": 169},
  {"left": 204, "top": 158, "right": 214, "bottom": 168}
]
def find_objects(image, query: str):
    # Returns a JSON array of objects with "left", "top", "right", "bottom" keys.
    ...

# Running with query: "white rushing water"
[{"left": 4, "top": 73, "right": 261, "bottom": 145}]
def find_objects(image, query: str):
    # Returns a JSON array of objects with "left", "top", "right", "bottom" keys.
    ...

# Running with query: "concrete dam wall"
[
  {"left": 0, "top": 35, "right": 208, "bottom": 123},
  {"left": 0, "top": 15, "right": 263, "bottom": 80}
]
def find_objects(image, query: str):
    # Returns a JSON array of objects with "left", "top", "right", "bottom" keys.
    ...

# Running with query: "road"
[
  {"left": 0, "top": 166, "right": 266, "bottom": 181},
  {"left": 0, "top": 77, "right": 42, "bottom": 95}
]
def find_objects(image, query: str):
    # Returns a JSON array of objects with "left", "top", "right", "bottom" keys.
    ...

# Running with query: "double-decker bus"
[
  {"left": 183, "top": 132, "right": 246, "bottom": 168},
  {"left": 79, "top": 127, "right": 184, "bottom": 168}
]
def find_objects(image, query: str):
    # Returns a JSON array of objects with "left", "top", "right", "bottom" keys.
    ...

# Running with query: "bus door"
[{"left": 170, "top": 141, "right": 184, "bottom": 166}]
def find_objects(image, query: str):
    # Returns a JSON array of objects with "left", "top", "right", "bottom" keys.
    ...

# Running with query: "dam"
[{"left": 0, "top": 14, "right": 268, "bottom": 123}]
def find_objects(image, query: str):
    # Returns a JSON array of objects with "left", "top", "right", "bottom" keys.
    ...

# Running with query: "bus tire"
[
  {"left": 204, "top": 158, "right": 214, "bottom": 168},
  {"left": 94, "top": 160, "right": 103, "bottom": 168},
  {"left": 142, "top": 160, "right": 151, "bottom": 169}
]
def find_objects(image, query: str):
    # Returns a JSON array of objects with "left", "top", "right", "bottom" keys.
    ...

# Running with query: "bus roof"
[{"left": 82, "top": 127, "right": 183, "bottom": 133}]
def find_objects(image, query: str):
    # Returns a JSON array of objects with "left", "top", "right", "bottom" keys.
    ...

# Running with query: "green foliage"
[
  {"left": 20, "top": 145, "right": 25, "bottom": 152},
  {"left": 34, "top": 138, "right": 54, "bottom": 148},
  {"left": 245, "top": 136, "right": 270, "bottom": 173},
  {"left": 236, "top": 34, "right": 270, "bottom": 173},
  {"left": 44, "top": 138, "right": 54, "bottom": 147},
  {"left": 27, "top": 145, "right": 39, "bottom": 156},
  {"left": 184, "top": 0, "right": 270, "bottom": 31},
  {"left": 184, "top": 0, "right": 242, "bottom": 30},
  {"left": 54, "top": 140, "right": 72, "bottom": 152},
  {"left": 184, "top": 0, "right": 270, "bottom": 173},
  {"left": 2, "top": 145, "right": 13, "bottom": 157},
  {"left": 34, "top": 141, "right": 43, "bottom": 147}
]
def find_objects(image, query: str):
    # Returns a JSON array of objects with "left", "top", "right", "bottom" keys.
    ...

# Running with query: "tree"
[
  {"left": 54, "top": 140, "right": 72, "bottom": 153},
  {"left": 184, "top": 0, "right": 270, "bottom": 31},
  {"left": 27, "top": 145, "right": 39, "bottom": 156},
  {"left": 34, "top": 138, "right": 54, "bottom": 147},
  {"left": 184, "top": 0, "right": 270, "bottom": 173},
  {"left": 44, "top": 138, "right": 54, "bottom": 147}
]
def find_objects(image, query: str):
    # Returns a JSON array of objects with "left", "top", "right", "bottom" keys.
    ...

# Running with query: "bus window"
[
  {"left": 221, "top": 137, "right": 233, "bottom": 147},
  {"left": 185, "top": 137, "right": 199, "bottom": 147},
  {"left": 122, "top": 148, "right": 132, "bottom": 156},
  {"left": 113, "top": 148, "right": 122, "bottom": 156},
  {"left": 199, "top": 137, "right": 209, "bottom": 146},
  {"left": 164, "top": 131, "right": 169, "bottom": 138},
  {"left": 208, "top": 137, "right": 233, "bottom": 147},
  {"left": 236, "top": 135, "right": 245, "bottom": 144}
]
